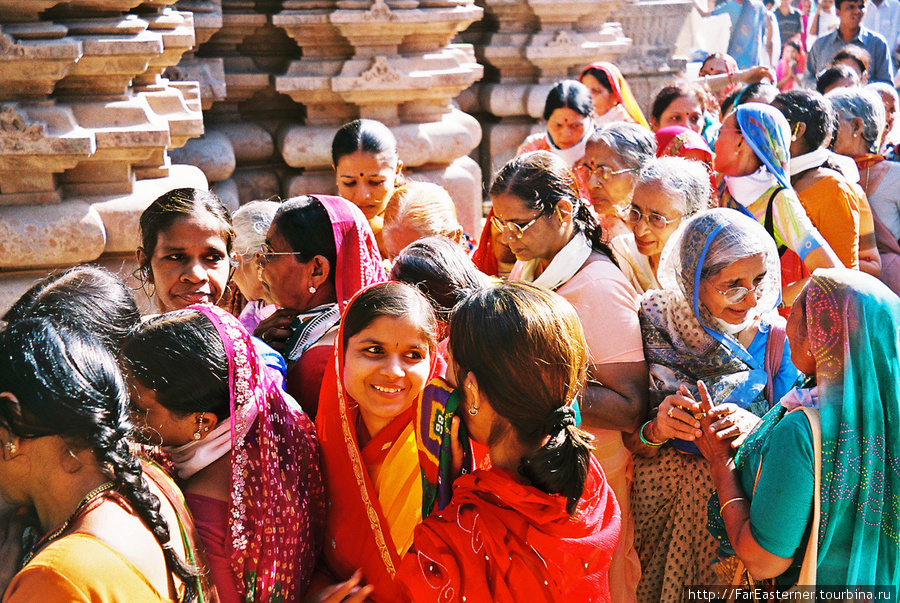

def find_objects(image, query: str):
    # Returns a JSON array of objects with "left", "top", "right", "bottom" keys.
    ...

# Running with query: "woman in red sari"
[
  {"left": 314, "top": 282, "right": 443, "bottom": 602},
  {"left": 397, "top": 282, "right": 621, "bottom": 603}
]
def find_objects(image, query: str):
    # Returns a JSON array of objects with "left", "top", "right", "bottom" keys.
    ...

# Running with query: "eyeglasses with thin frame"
[
  {"left": 623, "top": 205, "right": 683, "bottom": 230},
  {"left": 490, "top": 212, "right": 543, "bottom": 239},
  {"left": 257, "top": 242, "right": 304, "bottom": 266},
  {"left": 712, "top": 280, "right": 765, "bottom": 304},
  {"left": 578, "top": 163, "right": 638, "bottom": 181}
]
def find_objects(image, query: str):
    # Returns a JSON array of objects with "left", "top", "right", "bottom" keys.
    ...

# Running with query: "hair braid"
[{"left": 92, "top": 401, "right": 201, "bottom": 603}]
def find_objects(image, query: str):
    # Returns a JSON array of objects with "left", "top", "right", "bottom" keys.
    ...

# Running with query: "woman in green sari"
[{"left": 697, "top": 268, "right": 900, "bottom": 586}]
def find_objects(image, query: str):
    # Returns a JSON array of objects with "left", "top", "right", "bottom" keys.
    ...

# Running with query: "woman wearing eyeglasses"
[
  {"left": 610, "top": 157, "right": 712, "bottom": 294},
  {"left": 579, "top": 123, "right": 658, "bottom": 243},
  {"left": 715, "top": 102, "right": 841, "bottom": 307},
  {"left": 629, "top": 208, "right": 800, "bottom": 602},
  {"left": 255, "top": 195, "right": 386, "bottom": 415},
  {"left": 493, "top": 150, "right": 648, "bottom": 603}
]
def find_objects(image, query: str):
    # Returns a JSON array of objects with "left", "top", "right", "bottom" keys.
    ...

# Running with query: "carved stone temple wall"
[
  {"left": 166, "top": 0, "right": 485, "bottom": 235},
  {"left": 0, "top": 0, "right": 693, "bottom": 310},
  {"left": 459, "top": 0, "right": 691, "bottom": 179},
  {"left": 0, "top": 0, "right": 206, "bottom": 310}
]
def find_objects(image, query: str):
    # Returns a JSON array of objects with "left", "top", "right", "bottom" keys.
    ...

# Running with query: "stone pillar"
[
  {"left": 0, "top": 0, "right": 206, "bottom": 310},
  {"left": 274, "top": 0, "right": 485, "bottom": 234},
  {"left": 615, "top": 0, "right": 692, "bottom": 110}
]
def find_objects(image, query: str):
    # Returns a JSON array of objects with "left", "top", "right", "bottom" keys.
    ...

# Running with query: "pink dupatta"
[{"left": 195, "top": 305, "right": 326, "bottom": 602}]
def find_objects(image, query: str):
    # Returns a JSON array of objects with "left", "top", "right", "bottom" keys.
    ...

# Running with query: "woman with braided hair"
[
  {"left": 0, "top": 318, "right": 207, "bottom": 602},
  {"left": 396, "top": 281, "right": 621, "bottom": 602}
]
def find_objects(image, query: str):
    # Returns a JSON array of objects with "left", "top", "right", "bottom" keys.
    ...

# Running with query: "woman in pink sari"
[{"left": 123, "top": 305, "right": 326, "bottom": 603}]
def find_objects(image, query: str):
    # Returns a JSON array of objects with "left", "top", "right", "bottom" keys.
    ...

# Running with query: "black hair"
[
  {"left": 735, "top": 82, "right": 780, "bottom": 105},
  {"left": 832, "top": 45, "right": 871, "bottom": 75},
  {"left": 341, "top": 282, "right": 437, "bottom": 350},
  {"left": 720, "top": 85, "right": 747, "bottom": 117},
  {"left": 489, "top": 151, "right": 617, "bottom": 263},
  {"left": 271, "top": 196, "right": 338, "bottom": 289},
  {"left": 137, "top": 188, "right": 234, "bottom": 284},
  {"left": 121, "top": 310, "right": 230, "bottom": 422},
  {"left": 331, "top": 119, "right": 399, "bottom": 167},
  {"left": 651, "top": 82, "right": 710, "bottom": 123},
  {"left": 4, "top": 266, "right": 140, "bottom": 353},
  {"left": 389, "top": 236, "right": 490, "bottom": 324},
  {"left": 0, "top": 319, "right": 200, "bottom": 601},
  {"left": 449, "top": 282, "right": 593, "bottom": 514},
  {"left": 816, "top": 64, "right": 859, "bottom": 94},
  {"left": 579, "top": 67, "right": 613, "bottom": 92},
  {"left": 543, "top": 80, "right": 594, "bottom": 121},
  {"left": 772, "top": 89, "right": 836, "bottom": 151}
]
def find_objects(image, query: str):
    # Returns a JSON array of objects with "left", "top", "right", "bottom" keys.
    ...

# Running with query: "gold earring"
[
  {"left": 193, "top": 424, "right": 203, "bottom": 440},
  {"left": 467, "top": 405, "right": 479, "bottom": 416},
  {"left": 5, "top": 441, "right": 16, "bottom": 455}
]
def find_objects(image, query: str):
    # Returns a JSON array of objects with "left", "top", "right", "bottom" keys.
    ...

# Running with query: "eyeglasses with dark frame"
[{"left": 490, "top": 212, "right": 544, "bottom": 239}]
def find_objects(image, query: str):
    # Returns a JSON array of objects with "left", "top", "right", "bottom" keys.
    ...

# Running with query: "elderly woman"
[
  {"left": 231, "top": 200, "right": 280, "bottom": 332},
  {"left": 716, "top": 102, "right": 841, "bottom": 305},
  {"left": 381, "top": 181, "right": 466, "bottom": 260},
  {"left": 254, "top": 195, "right": 385, "bottom": 415},
  {"left": 494, "top": 150, "right": 647, "bottom": 602},
  {"left": 611, "top": 156, "right": 712, "bottom": 293},
  {"left": 828, "top": 86, "right": 900, "bottom": 295},
  {"left": 698, "top": 268, "right": 899, "bottom": 587},
  {"left": 630, "top": 208, "right": 800, "bottom": 603},
  {"left": 397, "top": 282, "right": 622, "bottom": 602},
  {"left": 580, "top": 122, "right": 657, "bottom": 241}
]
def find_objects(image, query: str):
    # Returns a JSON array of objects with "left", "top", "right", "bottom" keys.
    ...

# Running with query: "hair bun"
[{"left": 544, "top": 405, "right": 577, "bottom": 434}]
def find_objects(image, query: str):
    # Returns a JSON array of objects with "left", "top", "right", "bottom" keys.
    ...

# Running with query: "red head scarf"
[{"left": 193, "top": 304, "right": 325, "bottom": 602}]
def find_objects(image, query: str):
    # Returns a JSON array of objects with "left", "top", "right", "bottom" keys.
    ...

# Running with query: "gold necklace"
[{"left": 22, "top": 481, "right": 115, "bottom": 566}]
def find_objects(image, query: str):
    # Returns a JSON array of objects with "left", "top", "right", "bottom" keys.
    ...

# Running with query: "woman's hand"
[
  {"left": 652, "top": 385, "right": 703, "bottom": 442},
  {"left": 253, "top": 309, "right": 298, "bottom": 353},
  {"left": 306, "top": 570, "right": 375, "bottom": 603},
  {"left": 694, "top": 381, "right": 737, "bottom": 466},
  {"left": 743, "top": 65, "right": 776, "bottom": 84},
  {"left": 705, "top": 403, "right": 762, "bottom": 449}
]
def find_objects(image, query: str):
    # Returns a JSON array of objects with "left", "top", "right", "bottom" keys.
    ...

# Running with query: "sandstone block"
[{"left": 0, "top": 200, "right": 106, "bottom": 269}]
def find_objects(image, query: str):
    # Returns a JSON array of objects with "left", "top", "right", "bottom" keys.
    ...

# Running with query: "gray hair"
[
  {"left": 826, "top": 87, "right": 886, "bottom": 153},
  {"left": 232, "top": 200, "right": 281, "bottom": 258},
  {"left": 635, "top": 157, "right": 711, "bottom": 217},
  {"left": 866, "top": 82, "right": 899, "bottom": 106},
  {"left": 587, "top": 122, "right": 657, "bottom": 170}
]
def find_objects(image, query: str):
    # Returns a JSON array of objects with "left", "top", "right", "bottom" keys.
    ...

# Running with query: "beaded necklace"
[{"left": 21, "top": 481, "right": 115, "bottom": 567}]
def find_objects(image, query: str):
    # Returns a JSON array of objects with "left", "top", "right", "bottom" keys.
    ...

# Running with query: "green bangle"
[{"left": 639, "top": 420, "right": 667, "bottom": 447}]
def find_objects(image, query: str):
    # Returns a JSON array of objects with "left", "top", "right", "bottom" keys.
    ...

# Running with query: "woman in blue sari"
[
  {"left": 699, "top": 268, "right": 900, "bottom": 587},
  {"left": 630, "top": 208, "right": 800, "bottom": 602}
]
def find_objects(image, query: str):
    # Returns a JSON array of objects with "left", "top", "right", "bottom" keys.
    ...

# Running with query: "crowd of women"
[{"left": 0, "top": 54, "right": 898, "bottom": 603}]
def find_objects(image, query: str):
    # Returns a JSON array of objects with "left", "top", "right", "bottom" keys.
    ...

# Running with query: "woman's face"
[
  {"left": 699, "top": 253, "right": 767, "bottom": 325},
  {"left": 258, "top": 226, "right": 317, "bottom": 311},
  {"left": 581, "top": 74, "right": 617, "bottom": 117},
  {"left": 831, "top": 115, "right": 861, "bottom": 156},
  {"left": 130, "top": 381, "right": 199, "bottom": 447},
  {"left": 335, "top": 150, "right": 400, "bottom": 221},
  {"left": 655, "top": 95, "right": 704, "bottom": 133},
  {"left": 232, "top": 251, "right": 267, "bottom": 302},
  {"left": 699, "top": 57, "right": 729, "bottom": 77},
  {"left": 581, "top": 140, "right": 640, "bottom": 216},
  {"left": 786, "top": 301, "right": 817, "bottom": 375},
  {"left": 713, "top": 114, "right": 757, "bottom": 176},
  {"left": 547, "top": 107, "right": 591, "bottom": 150},
  {"left": 490, "top": 192, "right": 567, "bottom": 263},
  {"left": 147, "top": 212, "right": 231, "bottom": 314},
  {"left": 343, "top": 315, "right": 432, "bottom": 437},
  {"left": 491, "top": 221, "right": 517, "bottom": 265},
  {"left": 628, "top": 181, "right": 686, "bottom": 258}
]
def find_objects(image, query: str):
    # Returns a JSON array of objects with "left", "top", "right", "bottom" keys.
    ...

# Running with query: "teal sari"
[{"left": 709, "top": 268, "right": 900, "bottom": 586}]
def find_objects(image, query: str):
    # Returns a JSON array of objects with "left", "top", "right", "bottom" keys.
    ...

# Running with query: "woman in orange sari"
[{"left": 314, "top": 282, "right": 444, "bottom": 602}]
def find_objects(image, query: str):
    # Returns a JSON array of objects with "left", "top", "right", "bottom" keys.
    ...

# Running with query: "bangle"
[
  {"left": 639, "top": 420, "right": 668, "bottom": 447},
  {"left": 719, "top": 497, "right": 748, "bottom": 514},
  {"left": 728, "top": 72, "right": 735, "bottom": 85}
]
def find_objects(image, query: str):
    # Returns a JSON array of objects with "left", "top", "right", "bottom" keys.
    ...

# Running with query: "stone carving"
[
  {"left": 0, "top": 32, "right": 25, "bottom": 57},
  {"left": 367, "top": 0, "right": 394, "bottom": 21},
  {"left": 545, "top": 30, "right": 573, "bottom": 48},
  {"left": 359, "top": 56, "right": 402, "bottom": 84},
  {"left": 0, "top": 105, "right": 44, "bottom": 141}
]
